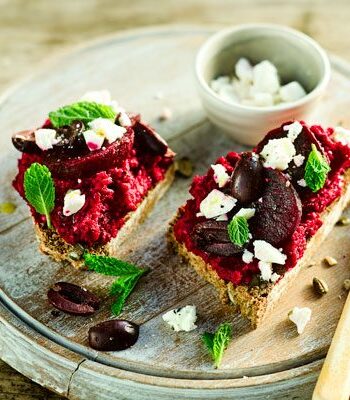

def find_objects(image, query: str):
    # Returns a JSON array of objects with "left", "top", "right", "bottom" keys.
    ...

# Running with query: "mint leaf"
[
  {"left": 24, "top": 163, "right": 55, "bottom": 229},
  {"left": 304, "top": 144, "right": 331, "bottom": 193},
  {"left": 109, "top": 273, "right": 144, "bottom": 316},
  {"left": 84, "top": 253, "right": 144, "bottom": 276},
  {"left": 84, "top": 253, "right": 148, "bottom": 316},
  {"left": 227, "top": 216, "right": 249, "bottom": 246},
  {"left": 202, "top": 323, "right": 233, "bottom": 368},
  {"left": 49, "top": 101, "right": 116, "bottom": 128}
]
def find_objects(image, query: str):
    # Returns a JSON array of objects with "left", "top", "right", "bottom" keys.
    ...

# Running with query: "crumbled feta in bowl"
[{"left": 195, "top": 24, "right": 330, "bottom": 145}]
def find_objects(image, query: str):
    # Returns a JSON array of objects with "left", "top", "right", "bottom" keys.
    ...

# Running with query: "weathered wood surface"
[{"left": 1, "top": 22, "right": 350, "bottom": 400}]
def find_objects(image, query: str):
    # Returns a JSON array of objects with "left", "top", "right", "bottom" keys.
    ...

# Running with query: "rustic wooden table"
[{"left": 1, "top": 0, "right": 350, "bottom": 398}]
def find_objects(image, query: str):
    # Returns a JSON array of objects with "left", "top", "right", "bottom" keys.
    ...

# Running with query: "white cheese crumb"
[
  {"left": 235, "top": 57, "right": 253, "bottom": 83},
  {"left": 279, "top": 82, "right": 306, "bottom": 103},
  {"left": 89, "top": 118, "right": 126, "bottom": 144},
  {"left": 297, "top": 179, "right": 307, "bottom": 187},
  {"left": 251, "top": 92, "right": 274, "bottom": 107},
  {"left": 258, "top": 261, "right": 273, "bottom": 281},
  {"left": 159, "top": 107, "right": 172, "bottom": 121},
  {"left": 260, "top": 138, "right": 296, "bottom": 170},
  {"left": 283, "top": 121, "right": 303, "bottom": 142},
  {"left": 118, "top": 109, "right": 132, "bottom": 127},
  {"left": 210, "top": 76, "right": 230, "bottom": 92},
  {"left": 293, "top": 154, "right": 305, "bottom": 167},
  {"left": 63, "top": 189, "right": 85, "bottom": 216},
  {"left": 34, "top": 129, "right": 59, "bottom": 151},
  {"left": 235, "top": 207, "right": 256, "bottom": 219},
  {"left": 286, "top": 181, "right": 291, "bottom": 187},
  {"left": 162, "top": 305, "right": 197, "bottom": 332},
  {"left": 242, "top": 249, "right": 254, "bottom": 264},
  {"left": 211, "top": 164, "right": 230, "bottom": 188},
  {"left": 252, "top": 60, "right": 280, "bottom": 95},
  {"left": 216, "top": 213, "right": 228, "bottom": 221},
  {"left": 218, "top": 85, "right": 239, "bottom": 103},
  {"left": 83, "top": 129, "right": 105, "bottom": 151},
  {"left": 253, "top": 240, "right": 287, "bottom": 265},
  {"left": 271, "top": 272, "right": 280, "bottom": 283},
  {"left": 289, "top": 306, "right": 312, "bottom": 334},
  {"left": 333, "top": 126, "right": 350, "bottom": 145},
  {"left": 199, "top": 189, "right": 237, "bottom": 219}
]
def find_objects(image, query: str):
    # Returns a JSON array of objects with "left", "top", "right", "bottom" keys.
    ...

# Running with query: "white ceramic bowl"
[{"left": 195, "top": 24, "right": 331, "bottom": 146}]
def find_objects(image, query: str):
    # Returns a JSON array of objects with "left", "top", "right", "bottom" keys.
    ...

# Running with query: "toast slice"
[
  {"left": 37, "top": 164, "right": 175, "bottom": 268},
  {"left": 169, "top": 121, "right": 350, "bottom": 328},
  {"left": 12, "top": 91, "right": 175, "bottom": 267}
]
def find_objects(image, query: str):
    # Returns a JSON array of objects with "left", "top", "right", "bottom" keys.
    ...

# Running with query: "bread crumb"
[
  {"left": 343, "top": 279, "right": 350, "bottom": 291},
  {"left": 324, "top": 256, "right": 338, "bottom": 266}
]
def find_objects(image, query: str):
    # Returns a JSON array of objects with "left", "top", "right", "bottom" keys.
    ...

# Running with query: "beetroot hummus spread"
[
  {"left": 173, "top": 122, "right": 350, "bottom": 287},
  {"left": 13, "top": 114, "right": 174, "bottom": 247}
]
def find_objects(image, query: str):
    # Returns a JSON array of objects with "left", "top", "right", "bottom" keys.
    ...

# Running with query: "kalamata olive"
[
  {"left": 12, "top": 129, "right": 40, "bottom": 153},
  {"left": 249, "top": 169, "right": 302, "bottom": 246},
  {"left": 192, "top": 220, "right": 243, "bottom": 256},
  {"left": 134, "top": 121, "right": 174, "bottom": 157},
  {"left": 47, "top": 282, "right": 100, "bottom": 316},
  {"left": 229, "top": 152, "right": 264, "bottom": 204},
  {"left": 88, "top": 320, "right": 139, "bottom": 351}
]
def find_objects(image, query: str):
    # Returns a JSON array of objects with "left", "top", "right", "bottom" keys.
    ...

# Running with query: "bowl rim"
[{"left": 195, "top": 23, "right": 331, "bottom": 113}]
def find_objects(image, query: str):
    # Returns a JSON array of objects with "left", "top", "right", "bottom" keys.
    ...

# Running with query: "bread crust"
[
  {"left": 168, "top": 170, "right": 350, "bottom": 328},
  {"left": 35, "top": 164, "right": 175, "bottom": 268}
]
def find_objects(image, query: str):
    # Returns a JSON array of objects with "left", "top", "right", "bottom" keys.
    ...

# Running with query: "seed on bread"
[
  {"left": 324, "top": 256, "right": 338, "bottom": 266},
  {"left": 343, "top": 279, "right": 350, "bottom": 291},
  {"left": 337, "top": 216, "right": 350, "bottom": 225},
  {"left": 313, "top": 277, "right": 329, "bottom": 295}
]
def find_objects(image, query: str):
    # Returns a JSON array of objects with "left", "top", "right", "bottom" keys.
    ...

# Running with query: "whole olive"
[
  {"left": 229, "top": 152, "right": 264, "bottom": 204},
  {"left": 88, "top": 320, "right": 139, "bottom": 351}
]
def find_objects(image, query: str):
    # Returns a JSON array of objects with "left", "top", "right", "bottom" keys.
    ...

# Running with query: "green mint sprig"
[
  {"left": 202, "top": 322, "right": 233, "bottom": 368},
  {"left": 49, "top": 101, "right": 116, "bottom": 128},
  {"left": 227, "top": 216, "right": 249, "bottom": 246},
  {"left": 304, "top": 144, "right": 331, "bottom": 193},
  {"left": 24, "top": 163, "right": 55, "bottom": 229},
  {"left": 84, "top": 253, "right": 149, "bottom": 316}
]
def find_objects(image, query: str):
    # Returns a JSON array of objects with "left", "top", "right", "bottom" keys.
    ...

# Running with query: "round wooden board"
[{"left": 1, "top": 26, "right": 350, "bottom": 400}]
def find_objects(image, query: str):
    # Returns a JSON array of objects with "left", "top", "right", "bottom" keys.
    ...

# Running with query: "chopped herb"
[
  {"left": 49, "top": 101, "right": 116, "bottom": 128},
  {"left": 24, "top": 163, "right": 55, "bottom": 228},
  {"left": 84, "top": 253, "right": 149, "bottom": 316},
  {"left": 227, "top": 216, "right": 249, "bottom": 246},
  {"left": 202, "top": 322, "right": 233, "bottom": 368},
  {"left": 304, "top": 144, "right": 330, "bottom": 192}
]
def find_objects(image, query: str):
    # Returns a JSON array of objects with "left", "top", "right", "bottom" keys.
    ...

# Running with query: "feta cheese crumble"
[
  {"left": 83, "top": 118, "right": 127, "bottom": 151},
  {"left": 289, "top": 306, "right": 312, "bottom": 334},
  {"left": 34, "top": 128, "right": 60, "bottom": 151},
  {"left": 63, "top": 189, "right": 86, "bottom": 216},
  {"left": 333, "top": 126, "right": 350, "bottom": 145},
  {"left": 242, "top": 249, "right": 254, "bottom": 264},
  {"left": 253, "top": 240, "right": 287, "bottom": 265},
  {"left": 293, "top": 154, "right": 305, "bottom": 167},
  {"left": 260, "top": 138, "right": 296, "bottom": 170},
  {"left": 211, "top": 164, "right": 230, "bottom": 188},
  {"left": 235, "top": 207, "right": 256, "bottom": 219},
  {"left": 162, "top": 305, "right": 197, "bottom": 332},
  {"left": 210, "top": 58, "right": 307, "bottom": 107},
  {"left": 283, "top": 121, "right": 303, "bottom": 142},
  {"left": 199, "top": 189, "right": 237, "bottom": 219},
  {"left": 258, "top": 261, "right": 280, "bottom": 282},
  {"left": 297, "top": 179, "right": 307, "bottom": 187}
]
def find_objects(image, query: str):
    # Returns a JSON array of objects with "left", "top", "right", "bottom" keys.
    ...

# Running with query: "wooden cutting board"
[{"left": 1, "top": 26, "right": 350, "bottom": 400}]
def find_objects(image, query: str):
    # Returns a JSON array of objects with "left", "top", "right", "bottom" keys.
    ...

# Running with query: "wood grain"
[{"left": 1, "top": 1, "right": 350, "bottom": 398}]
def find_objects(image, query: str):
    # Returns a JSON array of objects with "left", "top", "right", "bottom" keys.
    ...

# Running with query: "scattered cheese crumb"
[
  {"left": 235, "top": 207, "right": 256, "bottom": 219},
  {"left": 293, "top": 154, "right": 305, "bottom": 167},
  {"left": 34, "top": 128, "right": 60, "bottom": 151},
  {"left": 289, "top": 306, "right": 312, "bottom": 334},
  {"left": 242, "top": 249, "right": 254, "bottom": 264},
  {"left": 63, "top": 189, "right": 86, "bottom": 217},
  {"left": 260, "top": 138, "right": 296, "bottom": 170},
  {"left": 297, "top": 179, "right": 307, "bottom": 187},
  {"left": 324, "top": 256, "right": 337, "bottom": 266},
  {"left": 211, "top": 164, "right": 230, "bottom": 188},
  {"left": 162, "top": 305, "right": 197, "bottom": 332},
  {"left": 199, "top": 189, "right": 237, "bottom": 219},
  {"left": 253, "top": 240, "right": 287, "bottom": 265},
  {"left": 283, "top": 121, "right": 303, "bottom": 142}
]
